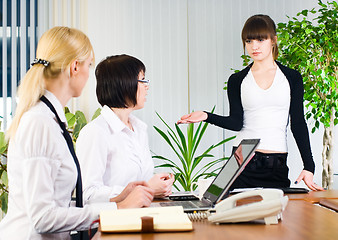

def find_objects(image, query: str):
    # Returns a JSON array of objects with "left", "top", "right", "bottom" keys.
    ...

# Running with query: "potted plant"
[
  {"left": 277, "top": 0, "right": 338, "bottom": 189},
  {"left": 152, "top": 110, "right": 235, "bottom": 191},
  {"left": 0, "top": 121, "right": 8, "bottom": 215}
]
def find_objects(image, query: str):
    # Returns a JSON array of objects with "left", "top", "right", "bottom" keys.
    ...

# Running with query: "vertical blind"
[
  {"left": 1, "top": 0, "right": 37, "bottom": 131},
  {"left": 1, "top": 0, "right": 86, "bottom": 131}
]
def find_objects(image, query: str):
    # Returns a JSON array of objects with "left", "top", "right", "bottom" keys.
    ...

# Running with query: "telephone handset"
[{"left": 208, "top": 189, "right": 288, "bottom": 225}]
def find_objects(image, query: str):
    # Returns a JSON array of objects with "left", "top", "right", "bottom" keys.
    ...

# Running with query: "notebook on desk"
[{"left": 152, "top": 139, "right": 260, "bottom": 212}]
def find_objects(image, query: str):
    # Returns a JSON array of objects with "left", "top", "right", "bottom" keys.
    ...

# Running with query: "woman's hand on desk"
[
  {"left": 177, "top": 111, "right": 207, "bottom": 124},
  {"left": 148, "top": 173, "right": 175, "bottom": 198},
  {"left": 111, "top": 181, "right": 155, "bottom": 208},
  {"left": 295, "top": 170, "right": 325, "bottom": 191}
]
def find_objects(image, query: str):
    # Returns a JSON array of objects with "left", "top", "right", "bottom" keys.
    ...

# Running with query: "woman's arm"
[
  {"left": 19, "top": 116, "right": 104, "bottom": 233},
  {"left": 204, "top": 74, "right": 244, "bottom": 131},
  {"left": 286, "top": 68, "right": 323, "bottom": 191},
  {"left": 288, "top": 70, "right": 315, "bottom": 173},
  {"left": 76, "top": 122, "right": 123, "bottom": 203},
  {"left": 178, "top": 73, "right": 244, "bottom": 131}
]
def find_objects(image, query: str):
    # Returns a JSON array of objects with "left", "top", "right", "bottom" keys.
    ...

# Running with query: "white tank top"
[{"left": 234, "top": 66, "right": 290, "bottom": 152}]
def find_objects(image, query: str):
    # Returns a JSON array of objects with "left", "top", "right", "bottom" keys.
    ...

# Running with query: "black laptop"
[{"left": 152, "top": 139, "right": 260, "bottom": 212}]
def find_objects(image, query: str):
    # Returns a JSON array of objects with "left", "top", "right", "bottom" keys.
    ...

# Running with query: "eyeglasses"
[{"left": 138, "top": 79, "right": 150, "bottom": 86}]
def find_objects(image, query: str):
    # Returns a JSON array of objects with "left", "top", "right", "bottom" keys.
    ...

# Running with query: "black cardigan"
[{"left": 205, "top": 61, "right": 315, "bottom": 173}]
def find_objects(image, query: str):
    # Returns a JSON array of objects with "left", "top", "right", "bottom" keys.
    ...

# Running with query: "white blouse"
[
  {"left": 235, "top": 66, "right": 291, "bottom": 152},
  {"left": 0, "top": 91, "right": 115, "bottom": 240},
  {"left": 76, "top": 105, "right": 154, "bottom": 204}
]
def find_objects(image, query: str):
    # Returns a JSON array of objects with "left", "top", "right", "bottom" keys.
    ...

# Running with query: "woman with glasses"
[
  {"left": 178, "top": 15, "right": 323, "bottom": 191},
  {"left": 76, "top": 54, "right": 174, "bottom": 205}
]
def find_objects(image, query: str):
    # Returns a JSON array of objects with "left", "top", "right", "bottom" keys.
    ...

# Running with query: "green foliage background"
[{"left": 277, "top": 0, "right": 338, "bottom": 133}]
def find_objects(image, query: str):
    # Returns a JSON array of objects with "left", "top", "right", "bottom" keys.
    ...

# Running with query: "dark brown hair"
[
  {"left": 241, "top": 14, "right": 278, "bottom": 60},
  {"left": 95, "top": 54, "right": 146, "bottom": 108}
]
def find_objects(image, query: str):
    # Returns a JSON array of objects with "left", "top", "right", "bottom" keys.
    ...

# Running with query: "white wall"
[{"left": 82, "top": 0, "right": 338, "bottom": 189}]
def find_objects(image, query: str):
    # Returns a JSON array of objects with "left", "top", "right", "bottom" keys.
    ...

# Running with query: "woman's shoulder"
[
  {"left": 21, "top": 102, "right": 58, "bottom": 129},
  {"left": 227, "top": 64, "right": 252, "bottom": 86},
  {"left": 15, "top": 104, "right": 62, "bottom": 150},
  {"left": 129, "top": 114, "right": 147, "bottom": 130},
  {"left": 276, "top": 61, "right": 302, "bottom": 78},
  {"left": 79, "top": 115, "right": 107, "bottom": 136},
  {"left": 231, "top": 65, "right": 251, "bottom": 77}
]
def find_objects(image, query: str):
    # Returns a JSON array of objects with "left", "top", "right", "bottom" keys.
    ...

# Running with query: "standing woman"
[
  {"left": 76, "top": 54, "right": 174, "bottom": 205},
  {"left": 0, "top": 27, "right": 153, "bottom": 239},
  {"left": 178, "top": 15, "right": 323, "bottom": 191}
]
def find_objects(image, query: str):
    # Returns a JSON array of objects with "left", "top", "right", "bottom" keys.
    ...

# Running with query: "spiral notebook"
[{"left": 152, "top": 139, "right": 260, "bottom": 212}]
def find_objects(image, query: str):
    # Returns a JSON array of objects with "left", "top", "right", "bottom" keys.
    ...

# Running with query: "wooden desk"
[
  {"left": 319, "top": 199, "right": 338, "bottom": 212},
  {"left": 93, "top": 191, "right": 338, "bottom": 240},
  {"left": 287, "top": 189, "right": 338, "bottom": 203}
]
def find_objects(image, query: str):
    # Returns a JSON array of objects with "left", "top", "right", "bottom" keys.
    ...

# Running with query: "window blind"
[{"left": 1, "top": 0, "right": 37, "bottom": 130}]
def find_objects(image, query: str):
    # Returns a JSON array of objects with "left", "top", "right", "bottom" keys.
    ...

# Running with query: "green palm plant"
[{"left": 153, "top": 110, "right": 235, "bottom": 191}]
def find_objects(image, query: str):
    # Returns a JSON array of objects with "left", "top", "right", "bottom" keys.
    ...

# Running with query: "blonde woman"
[{"left": 0, "top": 27, "right": 154, "bottom": 240}]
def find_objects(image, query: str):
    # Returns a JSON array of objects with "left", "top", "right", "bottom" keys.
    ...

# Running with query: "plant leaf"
[
  {"left": 91, "top": 108, "right": 101, "bottom": 120},
  {"left": 65, "top": 112, "right": 76, "bottom": 128},
  {"left": 75, "top": 111, "right": 87, "bottom": 125},
  {"left": 1, "top": 170, "right": 8, "bottom": 186},
  {"left": 0, "top": 192, "right": 8, "bottom": 213},
  {"left": 155, "top": 112, "right": 179, "bottom": 143}
]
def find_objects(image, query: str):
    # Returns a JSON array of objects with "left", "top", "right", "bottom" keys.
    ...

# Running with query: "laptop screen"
[{"left": 202, "top": 139, "right": 260, "bottom": 204}]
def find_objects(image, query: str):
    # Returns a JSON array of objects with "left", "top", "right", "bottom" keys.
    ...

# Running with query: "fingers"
[
  {"left": 177, "top": 114, "right": 192, "bottom": 124},
  {"left": 117, "top": 186, "right": 154, "bottom": 209},
  {"left": 313, "top": 184, "right": 325, "bottom": 191},
  {"left": 177, "top": 120, "right": 187, "bottom": 124},
  {"left": 294, "top": 177, "right": 302, "bottom": 185},
  {"left": 162, "top": 172, "right": 175, "bottom": 181},
  {"left": 307, "top": 183, "right": 320, "bottom": 191},
  {"left": 180, "top": 114, "right": 191, "bottom": 120},
  {"left": 153, "top": 179, "right": 173, "bottom": 198},
  {"left": 138, "top": 186, "right": 154, "bottom": 207},
  {"left": 296, "top": 170, "right": 324, "bottom": 191},
  {"left": 177, "top": 119, "right": 197, "bottom": 124},
  {"left": 164, "top": 187, "right": 172, "bottom": 197},
  {"left": 305, "top": 181, "right": 325, "bottom": 191},
  {"left": 156, "top": 172, "right": 171, "bottom": 180},
  {"left": 294, "top": 172, "right": 305, "bottom": 185}
]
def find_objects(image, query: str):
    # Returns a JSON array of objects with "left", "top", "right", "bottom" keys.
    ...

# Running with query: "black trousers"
[{"left": 230, "top": 151, "right": 291, "bottom": 190}]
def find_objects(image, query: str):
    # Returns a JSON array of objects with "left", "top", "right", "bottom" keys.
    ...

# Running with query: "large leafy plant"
[
  {"left": 277, "top": 0, "right": 338, "bottom": 188},
  {"left": 153, "top": 110, "right": 235, "bottom": 191}
]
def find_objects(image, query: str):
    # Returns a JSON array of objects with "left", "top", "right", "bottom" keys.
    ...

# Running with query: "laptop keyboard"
[{"left": 160, "top": 200, "right": 209, "bottom": 208}]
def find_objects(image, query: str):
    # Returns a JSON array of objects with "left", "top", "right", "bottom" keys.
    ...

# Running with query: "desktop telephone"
[{"left": 208, "top": 189, "right": 288, "bottom": 225}]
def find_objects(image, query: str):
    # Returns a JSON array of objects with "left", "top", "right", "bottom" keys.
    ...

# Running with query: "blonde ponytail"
[
  {"left": 6, "top": 66, "right": 45, "bottom": 140},
  {"left": 6, "top": 26, "right": 94, "bottom": 140}
]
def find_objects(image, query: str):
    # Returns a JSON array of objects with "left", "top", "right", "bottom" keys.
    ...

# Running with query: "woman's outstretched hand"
[
  {"left": 177, "top": 111, "right": 208, "bottom": 124},
  {"left": 295, "top": 170, "right": 325, "bottom": 191}
]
